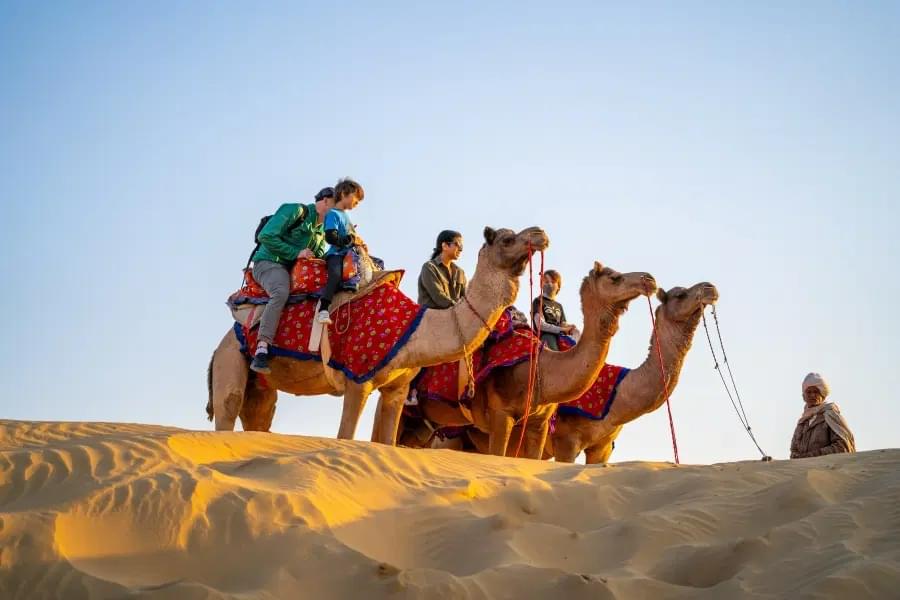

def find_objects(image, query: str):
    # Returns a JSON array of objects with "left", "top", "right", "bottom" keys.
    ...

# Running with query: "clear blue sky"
[{"left": 2, "top": 1, "right": 898, "bottom": 463}]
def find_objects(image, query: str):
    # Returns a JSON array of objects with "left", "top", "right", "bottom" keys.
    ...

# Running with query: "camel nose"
[{"left": 640, "top": 274, "right": 657, "bottom": 295}]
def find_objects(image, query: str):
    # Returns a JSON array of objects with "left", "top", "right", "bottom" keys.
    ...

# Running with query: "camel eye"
[{"left": 502, "top": 237, "right": 514, "bottom": 246}]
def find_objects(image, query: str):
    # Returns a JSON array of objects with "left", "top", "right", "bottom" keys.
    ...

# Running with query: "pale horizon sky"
[{"left": 1, "top": 1, "right": 898, "bottom": 464}]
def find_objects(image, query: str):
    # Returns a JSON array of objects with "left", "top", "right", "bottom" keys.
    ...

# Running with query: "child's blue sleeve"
[{"left": 324, "top": 210, "right": 340, "bottom": 231}]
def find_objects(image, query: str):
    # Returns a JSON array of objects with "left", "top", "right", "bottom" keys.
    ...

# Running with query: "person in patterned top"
[{"left": 532, "top": 270, "right": 577, "bottom": 351}]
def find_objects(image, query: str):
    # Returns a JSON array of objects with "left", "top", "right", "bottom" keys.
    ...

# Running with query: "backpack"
[{"left": 245, "top": 212, "right": 306, "bottom": 270}]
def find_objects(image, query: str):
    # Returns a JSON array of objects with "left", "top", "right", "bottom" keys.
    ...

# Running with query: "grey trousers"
[{"left": 253, "top": 260, "right": 291, "bottom": 344}]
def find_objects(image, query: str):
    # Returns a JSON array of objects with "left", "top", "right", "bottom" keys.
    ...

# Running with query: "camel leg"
[
  {"left": 489, "top": 409, "right": 515, "bottom": 456},
  {"left": 521, "top": 416, "right": 551, "bottom": 460},
  {"left": 465, "top": 428, "right": 490, "bottom": 454},
  {"left": 240, "top": 379, "right": 278, "bottom": 431},
  {"left": 584, "top": 428, "right": 622, "bottom": 464},
  {"left": 541, "top": 429, "right": 554, "bottom": 460},
  {"left": 371, "top": 385, "right": 405, "bottom": 445},
  {"left": 584, "top": 442, "right": 614, "bottom": 465},
  {"left": 552, "top": 435, "right": 581, "bottom": 463},
  {"left": 211, "top": 330, "right": 250, "bottom": 431},
  {"left": 371, "top": 371, "right": 418, "bottom": 445},
  {"left": 337, "top": 381, "right": 374, "bottom": 440}
]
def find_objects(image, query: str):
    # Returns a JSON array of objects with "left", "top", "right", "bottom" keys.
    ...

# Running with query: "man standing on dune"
[{"left": 790, "top": 372, "right": 856, "bottom": 459}]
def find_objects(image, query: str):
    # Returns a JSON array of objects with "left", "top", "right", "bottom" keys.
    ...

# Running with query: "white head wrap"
[{"left": 802, "top": 372, "right": 830, "bottom": 397}]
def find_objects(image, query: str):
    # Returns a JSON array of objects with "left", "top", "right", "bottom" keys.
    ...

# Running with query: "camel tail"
[{"left": 206, "top": 351, "right": 215, "bottom": 421}]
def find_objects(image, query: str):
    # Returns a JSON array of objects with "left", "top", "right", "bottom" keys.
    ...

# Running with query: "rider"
[
  {"left": 532, "top": 270, "right": 577, "bottom": 350},
  {"left": 417, "top": 230, "right": 467, "bottom": 309},
  {"left": 316, "top": 178, "right": 365, "bottom": 324},
  {"left": 250, "top": 187, "right": 335, "bottom": 374}
]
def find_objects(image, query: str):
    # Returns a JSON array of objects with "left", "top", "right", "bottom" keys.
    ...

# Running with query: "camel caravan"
[{"left": 206, "top": 178, "right": 720, "bottom": 463}]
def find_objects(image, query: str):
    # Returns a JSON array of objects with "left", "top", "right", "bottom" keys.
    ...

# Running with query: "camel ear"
[
  {"left": 483, "top": 227, "right": 497, "bottom": 245},
  {"left": 592, "top": 261, "right": 604, "bottom": 276},
  {"left": 656, "top": 288, "right": 668, "bottom": 304}
]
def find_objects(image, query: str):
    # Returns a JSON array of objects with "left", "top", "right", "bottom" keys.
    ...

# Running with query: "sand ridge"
[{"left": 0, "top": 420, "right": 898, "bottom": 599}]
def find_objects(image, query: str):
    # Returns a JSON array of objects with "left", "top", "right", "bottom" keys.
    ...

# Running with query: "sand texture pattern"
[{"left": 1, "top": 420, "right": 898, "bottom": 599}]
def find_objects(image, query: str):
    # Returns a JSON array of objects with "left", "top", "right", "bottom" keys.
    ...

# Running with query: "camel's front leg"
[
  {"left": 338, "top": 381, "right": 374, "bottom": 439},
  {"left": 521, "top": 415, "right": 552, "bottom": 460},
  {"left": 371, "top": 387, "right": 405, "bottom": 445},
  {"left": 584, "top": 427, "right": 622, "bottom": 464},
  {"left": 489, "top": 409, "right": 515, "bottom": 456},
  {"left": 551, "top": 434, "right": 581, "bottom": 463}
]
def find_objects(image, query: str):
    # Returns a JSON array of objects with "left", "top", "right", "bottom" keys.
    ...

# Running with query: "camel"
[
  {"left": 547, "top": 281, "right": 719, "bottom": 463},
  {"left": 206, "top": 226, "right": 550, "bottom": 445},
  {"left": 408, "top": 262, "right": 657, "bottom": 459},
  {"left": 464, "top": 282, "right": 718, "bottom": 462}
]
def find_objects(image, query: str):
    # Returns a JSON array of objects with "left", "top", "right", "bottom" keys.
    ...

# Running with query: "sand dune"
[{"left": 0, "top": 421, "right": 898, "bottom": 599}]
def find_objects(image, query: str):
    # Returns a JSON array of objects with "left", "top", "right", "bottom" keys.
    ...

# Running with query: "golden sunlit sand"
[{"left": 1, "top": 420, "right": 898, "bottom": 599}]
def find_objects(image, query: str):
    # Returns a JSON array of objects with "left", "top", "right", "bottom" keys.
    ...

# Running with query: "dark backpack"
[{"left": 245, "top": 212, "right": 305, "bottom": 270}]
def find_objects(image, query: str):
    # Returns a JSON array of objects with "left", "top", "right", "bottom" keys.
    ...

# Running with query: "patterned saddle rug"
[
  {"left": 412, "top": 307, "right": 539, "bottom": 404},
  {"left": 235, "top": 273, "right": 426, "bottom": 384},
  {"left": 556, "top": 363, "right": 630, "bottom": 420},
  {"left": 555, "top": 336, "right": 629, "bottom": 420}
]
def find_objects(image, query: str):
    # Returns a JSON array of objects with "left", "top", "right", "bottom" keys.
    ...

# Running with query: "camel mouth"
[
  {"left": 697, "top": 283, "right": 719, "bottom": 305},
  {"left": 529, "top": 239, "right": 550, "bottom": 252},
  {"left": 700, "top": 290, "right": 720, "bottom": 305},
  {"left": 521, "top": 227, "right": 550, "bottom": 252}
]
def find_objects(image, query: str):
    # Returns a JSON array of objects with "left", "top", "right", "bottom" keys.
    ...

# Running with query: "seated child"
[
  {"left": 532, "top": 270, "right": 577, "bottom": 350},
  {"left": 317, "top": 178, "right": 365, "bottom": 324}
]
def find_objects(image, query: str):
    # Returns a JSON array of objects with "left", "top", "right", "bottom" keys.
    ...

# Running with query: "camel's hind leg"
[
  {"left": 210, "top": 329, "right": 250, "bottom": 431},
  {"left": 240, "top": 377, "right": 278, "bottom": 431}
]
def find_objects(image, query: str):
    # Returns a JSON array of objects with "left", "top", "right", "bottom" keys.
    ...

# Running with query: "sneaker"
[
  {"left": 316, "top": 310, "right": 333, "bottom": 325},
  {"left": 250, "top": 353, "right": 271, "bottom": 374}
]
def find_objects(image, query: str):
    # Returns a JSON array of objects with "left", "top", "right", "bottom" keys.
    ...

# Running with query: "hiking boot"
[
  {"left": 316, "top": 310, "right": 333, "bottom": 325},
  {"left": 250, "top": 353, "right": 271, "bottom": 374}
]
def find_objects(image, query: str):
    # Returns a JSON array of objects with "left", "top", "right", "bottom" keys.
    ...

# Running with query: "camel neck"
[
  {"left": 395, "top": 256, "right": 518, "bottom": 369},
  {"left": 538, "top": 299, "right": 622, "bottom": 404},
  {"left": 623, "top": 310, "right": 701, "bottom": 418}
]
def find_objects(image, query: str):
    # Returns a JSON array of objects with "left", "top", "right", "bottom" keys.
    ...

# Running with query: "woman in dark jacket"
[{"left": 417, "top": 230, "right": 467, "bottom": 309}]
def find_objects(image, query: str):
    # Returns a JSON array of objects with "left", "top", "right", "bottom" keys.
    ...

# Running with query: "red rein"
[
  {"left": 514, "top": 246, "right": 544, "bottom": 458},
  {"left": 648, "top": 295, "right": 680, "bottom": 464}
]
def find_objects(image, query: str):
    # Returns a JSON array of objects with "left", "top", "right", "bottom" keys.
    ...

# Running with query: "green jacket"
[{"left": 252, "top": 203, "right": 327, "bottom": 265}]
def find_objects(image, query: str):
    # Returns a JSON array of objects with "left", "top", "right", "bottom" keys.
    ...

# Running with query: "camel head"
[
  {"left": 655, "top": 282, "right": 719, "bottom": 325},
  {"left": 479, "top": 226, "right": 550, "bottom": 277},
  {"left": 581, "top": 261, "right": 658, "bottom": 316}
]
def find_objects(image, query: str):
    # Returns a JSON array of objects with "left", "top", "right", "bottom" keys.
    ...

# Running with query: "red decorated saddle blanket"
[
  {"left": 236, "top": 298, "right": 322, "bottom": 361},
  {"left": 326, "top": 283, "right": 425, "bottom": 383},
  {"left": 412, "top": 307, "right": 539, "bottom": 404},
  {"left": 235, "top": 278, "right": 426, "bottom": 383},
  {"left": 557, "top": 363, "right": 630, "bottom": 420},
  {"left": 229, "top": 253, "right": 378, "bottom": 307},
  {"left": 475, "top": 329, "right": 539, "bottom": 382}
]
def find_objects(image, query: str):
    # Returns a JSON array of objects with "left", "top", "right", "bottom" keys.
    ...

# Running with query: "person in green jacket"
[{"left": 250, "top": 186, "right": 334, "bottom": 374}]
